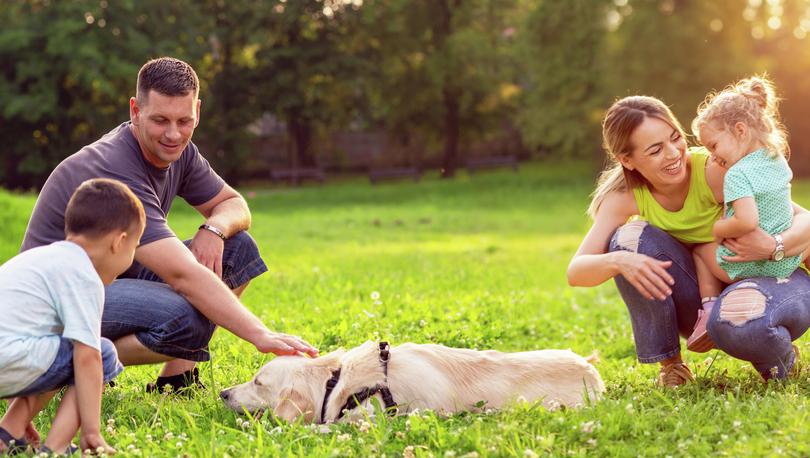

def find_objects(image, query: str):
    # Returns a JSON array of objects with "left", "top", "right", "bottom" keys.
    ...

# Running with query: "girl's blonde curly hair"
[{"left": 691, "top": 75, "right": 789, "bottom": 160}]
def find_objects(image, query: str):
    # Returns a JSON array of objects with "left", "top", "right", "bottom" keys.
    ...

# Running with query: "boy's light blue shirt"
[{"left": 0, "top": 241, "right": 103, "bottom": 397}]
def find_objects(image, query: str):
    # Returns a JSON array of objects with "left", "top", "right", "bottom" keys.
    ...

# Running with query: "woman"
[{"left": 567, "top": 95, "right": 810, "bottom": 386}]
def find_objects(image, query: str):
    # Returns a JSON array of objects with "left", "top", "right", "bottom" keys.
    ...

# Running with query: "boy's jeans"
[
  {"left": 609, "top": 221, "right": 810, "bottom": 379},
  {"left": 9, "top": 338, "right": 122, "bottom": 397}
]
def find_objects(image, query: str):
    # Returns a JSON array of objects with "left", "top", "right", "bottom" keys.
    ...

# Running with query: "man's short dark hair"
[
  {"left": 136, "top": 57, "right": 199, "bottom": 104},
  {"left": 65, "top": 179, "right": 145, "bottom": 239}
]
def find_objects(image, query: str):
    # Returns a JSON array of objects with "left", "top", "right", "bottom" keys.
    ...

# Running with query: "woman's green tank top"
[{"left": 631, "top": 147, "right": 722, "bottom": 244}]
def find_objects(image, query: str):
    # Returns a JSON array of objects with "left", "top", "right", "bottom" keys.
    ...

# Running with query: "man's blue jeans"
[
  {"left": 609, "top": 221, "right": 810, "bottom": 379},
  {"left": 101, "top": 231, "right": 267, "bottom": 362}
]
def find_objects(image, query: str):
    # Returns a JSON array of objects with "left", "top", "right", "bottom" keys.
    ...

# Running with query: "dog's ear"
[
  {"left": 274, "top": 388, "right": 316, "bottom": 423},
  {"left": 312, "top": 349, "right": 345, "bottom": 371}
]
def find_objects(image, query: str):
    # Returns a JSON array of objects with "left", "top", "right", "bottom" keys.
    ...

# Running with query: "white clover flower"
[
  {"left": 337, "top": 433, "right": 351, "bottom": 442},
  {"left": 580, "top": 420, "right": 599, "bottom": 434},
  {"left": 176, "top": 442, "right": 183, "bottom": 448},
  {"left": 358, "top": 420, "right": 371, "bottom": 433},
  {"left": 396, "top": 431, "right": 406, "bottom": 439},
  {"left": 586, "top": 439, "right": 597, "bottom": 447},
  {"left": 733, "top": 420, "right": 742, "bottom": 428},
  {"left": 164, "top": 432, "right": 174, "bottom": 440},
  {"left": 524, "top": 449, "right": 539, "bottom": 458},
  {"left": 317, "top": 424, "right": 332, "bottom": 434},
  {"left": 445, "top": 451, "right": 457, "bottom": 457},
  {"left": 370, "top": 291, "right": 381, "bottom": 300},
  {"left": 419, "top": 319, "right": 427, "bottom": 327},
  {"left": 403, "top": 446, "right": 416, "bottom": 458}
]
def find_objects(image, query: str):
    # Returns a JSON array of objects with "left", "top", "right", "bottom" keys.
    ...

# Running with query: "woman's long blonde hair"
[
  {"left": 587, "top": 96, "right": 686, "bottom": 218},
  {"left": 691, "top": 75, "right": 789, "bottom": 159}
]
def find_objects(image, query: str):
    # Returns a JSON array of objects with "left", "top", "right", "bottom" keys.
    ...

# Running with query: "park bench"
[
  {"left": 368, "top": 166, "right": 422, "bottom": 185},
  {"left": 269, "top": 167, "right": 326, "bottom": 185},
  {"left": 466, "top": 155, "right": 519, "bottom": 173}
]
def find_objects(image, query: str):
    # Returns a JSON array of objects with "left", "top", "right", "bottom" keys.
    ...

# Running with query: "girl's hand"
[{"left": 615, "top": 250, "right": 674, "bottom": 301}]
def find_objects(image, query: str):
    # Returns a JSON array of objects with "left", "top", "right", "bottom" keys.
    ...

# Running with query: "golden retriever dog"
[{"left": 220, "top": 341, "right": 604, "bottom": 423}]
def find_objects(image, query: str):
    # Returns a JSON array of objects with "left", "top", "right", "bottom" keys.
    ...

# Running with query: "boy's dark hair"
[
  {"left": 65, "top": 179, "right": 145, "bottom": 239},
  {"left": 136, "top": 57, "right": 199, "bottom": 104}
]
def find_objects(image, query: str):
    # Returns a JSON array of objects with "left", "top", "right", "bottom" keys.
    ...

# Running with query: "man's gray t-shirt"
[{"left": 21, "top": 122, "right": 225, "bottom": 252}]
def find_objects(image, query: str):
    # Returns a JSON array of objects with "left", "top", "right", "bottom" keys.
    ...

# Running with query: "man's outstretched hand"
[{"left": 255, "top": 331, "right": 319, "bottom": 357}]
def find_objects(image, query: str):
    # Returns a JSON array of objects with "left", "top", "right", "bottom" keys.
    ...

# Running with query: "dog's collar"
[{"left": 319, "top": 341, "right": 398, "bottom": 423}]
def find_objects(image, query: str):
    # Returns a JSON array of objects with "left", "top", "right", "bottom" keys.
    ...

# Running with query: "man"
[{"left": 21, "top": 57, "right": 317, "bottom": 393}]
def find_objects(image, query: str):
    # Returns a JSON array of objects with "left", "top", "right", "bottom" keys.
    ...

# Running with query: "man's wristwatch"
[
  {"left": 771, "top": 233, "right": 785, "bottom": 261},
  {"left": 199, "top": 224, "right": 227, "bottom": 240}
]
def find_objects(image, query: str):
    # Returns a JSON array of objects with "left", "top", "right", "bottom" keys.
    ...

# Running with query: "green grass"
[{"left": 4, "top": 162, "right": 810, "bottom": 457}]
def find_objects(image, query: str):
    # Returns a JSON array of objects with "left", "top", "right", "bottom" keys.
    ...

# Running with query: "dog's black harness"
[{"left": 320, "top": 342, "right": 398, "bottom": 423}]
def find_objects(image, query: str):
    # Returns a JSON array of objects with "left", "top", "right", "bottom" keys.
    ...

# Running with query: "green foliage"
[
  {"left": 518, "top": 0, "right": 611, "bottom": 158},
  {"left": 602, "top": 0, "right": 757, "bottom": 136},
  {"left": 2, "top": 0, "right": 810, "bottom": 187},
  {"left": 3, "top": 165, "right": 810, "bottom": 456}
]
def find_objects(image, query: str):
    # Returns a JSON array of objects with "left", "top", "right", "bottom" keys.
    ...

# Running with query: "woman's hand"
[
  {"left": 614, "top": 250, "right": 674, "bottom": 301},
  {"left": 720, "top": 227, "right": 774, "bottom": 262}
]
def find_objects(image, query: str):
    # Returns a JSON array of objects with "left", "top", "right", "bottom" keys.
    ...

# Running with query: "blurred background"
[{"left": 1, "top": 0, "right": 809, "bottom": 189}]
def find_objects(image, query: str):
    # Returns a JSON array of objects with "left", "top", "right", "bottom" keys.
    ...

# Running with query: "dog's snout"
[{"left": 220, "top": 389, "right": 231, "bottom": 401}]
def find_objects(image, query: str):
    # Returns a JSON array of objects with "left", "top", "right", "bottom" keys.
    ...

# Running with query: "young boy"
[{"left": 0, "top": 178, "right": 145, "bottom": 455}]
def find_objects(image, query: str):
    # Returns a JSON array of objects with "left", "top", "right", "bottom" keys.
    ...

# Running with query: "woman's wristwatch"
[{"left": 771, "top": 233, "right": 785, "bottom": 261}]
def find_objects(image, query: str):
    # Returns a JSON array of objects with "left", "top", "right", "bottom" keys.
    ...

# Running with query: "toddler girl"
[{"left": 687, "top": 76, "right": 809, "bottom": 352}]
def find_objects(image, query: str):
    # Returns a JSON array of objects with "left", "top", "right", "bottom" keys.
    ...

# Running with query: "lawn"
[{"left": 3, "top": 162, "right": 810, "bottom": 457}]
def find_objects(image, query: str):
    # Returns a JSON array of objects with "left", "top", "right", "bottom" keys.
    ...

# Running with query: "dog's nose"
[{"left": 220, "top": 389, "right": 230, "bottom": 401}]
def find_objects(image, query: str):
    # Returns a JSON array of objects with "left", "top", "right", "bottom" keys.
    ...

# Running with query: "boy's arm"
[
  {"left": 714, "top": 197, "right": 759, "bottom": 239},
  {"left": 72, "top": 342, "right": 104, "bottom": 445}
]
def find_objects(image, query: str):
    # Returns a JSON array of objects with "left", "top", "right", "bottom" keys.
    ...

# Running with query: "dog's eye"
[{"left": 253, "top": 378, "right": 263, "bottom": 386}]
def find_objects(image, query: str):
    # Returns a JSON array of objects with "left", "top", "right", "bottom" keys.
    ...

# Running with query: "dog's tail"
[{"left": 584, "top": 350, "right": 600, "bottom": 365}]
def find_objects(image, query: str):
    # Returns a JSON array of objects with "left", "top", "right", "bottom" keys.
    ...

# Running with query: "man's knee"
[
  {"left": 225, "top": 231, "right": 260, "bottom": 258},
  {"left": 709, "top": 284, "right": 767, "bottom": 330},
  {"left": 222, "top": 231, "right": 267, "bottom": 289},
  {"left": 612, "top": 220, "right": 648, "bottom": 253},
  {"left": 150, "top": 307, "right": 216, "bottom": 354}
]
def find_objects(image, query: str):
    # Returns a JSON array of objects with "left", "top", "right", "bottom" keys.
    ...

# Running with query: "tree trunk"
[
  {"left": 287, "top": 115, "right": 316, "bottom": 169},
  {"left": 440, "top": 88, "right": 460, "bottom": 178},
  {"left": 436, "top": 0, "right": 462, "bottom": 178}
]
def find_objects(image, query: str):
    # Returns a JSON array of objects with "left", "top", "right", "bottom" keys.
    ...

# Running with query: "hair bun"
[{"left": 744, "top": 77, "right": 771, "bottom": 111}]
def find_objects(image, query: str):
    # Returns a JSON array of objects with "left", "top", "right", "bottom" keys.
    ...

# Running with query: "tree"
[
  {"left": 361, "top": 0, "right": 524, "bottom": 177},
  {"left": 517, "top": 0, "right": 610, "bottom": 159},
  {"left": 249, "top": 0, "right": 367, "bottom": 169},
  {"left": 0, "top": 0, "right": 198, "bottom": 189}
]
